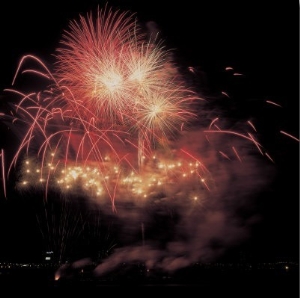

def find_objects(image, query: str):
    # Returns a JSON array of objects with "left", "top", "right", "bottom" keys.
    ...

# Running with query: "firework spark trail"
[
  {"left": 203, "top": 129, "right": 265, "bottom": 151},
  {"left": 247, "top": 120, "right": 257, "bottom": 132},
  {"left": 280, "top": 130, "right": 300, "bottom": 142},
  {"left": 33, "top": 195, "right": 98, "bottom": 264},
  {"left": 266, "top": 100, "right": 282, "bottom": 108},
  {"left": 232, "top": 146, "right": 242, "bottom": 162},
  {"left": 11, "top": 54, "right": 57, "bottom": 86},
  {"left": 1, "top": 149, "right": 6, "bottom": 198}
]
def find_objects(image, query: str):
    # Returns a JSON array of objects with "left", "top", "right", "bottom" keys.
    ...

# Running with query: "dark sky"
[{"left": 0, "top": 1, "right": 298, "bottom": 266}]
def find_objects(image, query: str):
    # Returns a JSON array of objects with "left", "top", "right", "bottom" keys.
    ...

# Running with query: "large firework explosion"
[
  {"left": 1, "top": 6, "right": 203, "bottom": 210},
  {"left": 0, "top": 5, "right": 298, "bottom": 277}
]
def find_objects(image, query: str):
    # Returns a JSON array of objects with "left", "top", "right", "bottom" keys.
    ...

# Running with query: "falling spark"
[
  {"left": 221, "top": 91, "right": 230, "bottom": 98},
  {"left": 232, "top": 146, "right": 242, "bottom": 162},
  {"left": 219, "top": 151, "right": 231, "bottom": 160},
  {"left": 280, "top": 130, "right": 300, "bottom": 142},
  {"left": 247, "top": 120, "right": 257, "bottom": 132},
  {"left": 265, "top": 152, "right": 275, "bottom": 163},
  {"left": 266, "top": 100, "right": 282, "bottom": 108},
  {"left": 1, "top": 149, "right": 6, "bottom": 198}
]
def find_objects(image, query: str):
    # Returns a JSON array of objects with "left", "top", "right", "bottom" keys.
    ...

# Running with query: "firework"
[
  {"left": 53, "top": 5, "right": 198, "bottom": 168},
  {"left": 1, "top": 6, "right": 201, "bottom": 211},
  {"left": 0, "top": 4, "right": 298, "bottom": 277}
]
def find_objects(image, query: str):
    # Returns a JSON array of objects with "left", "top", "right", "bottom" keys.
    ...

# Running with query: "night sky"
[{"left": 0, "top": 0, "right": 298, "bottom": 268}]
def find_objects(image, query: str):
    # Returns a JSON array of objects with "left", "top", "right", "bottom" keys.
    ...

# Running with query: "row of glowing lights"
[{"left": 20, "top": 154, "right": 208, "bottom": 200}]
